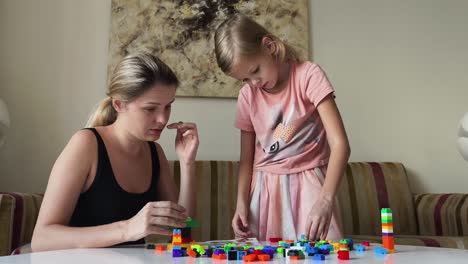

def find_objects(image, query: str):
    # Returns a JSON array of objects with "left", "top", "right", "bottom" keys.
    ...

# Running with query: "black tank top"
[{"left": 69, "top": 128, "right": 160, "bottom": 244}]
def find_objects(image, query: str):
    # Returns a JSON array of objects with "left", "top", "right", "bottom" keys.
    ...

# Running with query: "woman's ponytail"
[{"left": 86, "top": 97, "right": 117, "bottom": 127}]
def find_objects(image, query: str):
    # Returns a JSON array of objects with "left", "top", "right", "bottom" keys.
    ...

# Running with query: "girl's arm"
[
  {"left": 232, "top": 130, "right": 256, "bottom": 237},
  {"left": 306, "top": 94, "right": 350, "bottom": 240},
  {"left": 317, "top": 95, "right": 351, "bottom": 200},
  {"left": 237, "top": 130, "right": 256, "bottom": 209},
  {"left": 31, "top": 130, "right": 128, "bottom": 251}
]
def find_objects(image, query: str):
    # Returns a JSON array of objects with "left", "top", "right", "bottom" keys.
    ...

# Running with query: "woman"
[{"left": 32, "top": 53, "right": 198, "bottom": 251}]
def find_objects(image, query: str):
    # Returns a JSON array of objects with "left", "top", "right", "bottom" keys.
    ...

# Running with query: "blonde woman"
[{"left": 32, "top": 53, "right": 198, "bottom": 251}]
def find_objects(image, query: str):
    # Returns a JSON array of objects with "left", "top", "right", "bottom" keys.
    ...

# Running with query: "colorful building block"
[
  {"left": 227, "top": 250, "right": 237, "bottom": 260},
  {"left": 237, "top": 250, "right": 247, "bottom": 260},
  {"left": 337, "top": 250, "right": 350, "bottom": 260},
  {"left": 374, "top": 247, "right": 388, "bottom": 255},
  {"left": 355, "top": 245, "right": 366, "bottom": 252},
  {"left": 269, "top": 237, "right": 282, "bottom": 243},
  {"left": 258, "top": 254, "right": 271, "bottom": 261},
  {"left": 381, "top": 208, "right": 395, "bottom": 253}
]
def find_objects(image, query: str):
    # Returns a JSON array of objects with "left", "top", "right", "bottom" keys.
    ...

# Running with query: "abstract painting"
[{"left": 108, "top": 0, "right": 309, "bottom": 98}]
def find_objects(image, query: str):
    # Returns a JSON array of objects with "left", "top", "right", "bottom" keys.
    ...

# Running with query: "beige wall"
[
  {"left": 0, "top": 0, "right": 239, "bottom": 193},
  {"left": 0, "top": 0, "right": 467, "bottom": 193},
  {"left": 311, "top": 0, "right": 468, "bottom": 193}
]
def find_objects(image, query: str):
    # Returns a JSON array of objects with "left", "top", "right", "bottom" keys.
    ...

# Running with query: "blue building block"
[
  {"left": 213, "top": 248, "right": 225, "bottom": 255},
  {"left": 263, "top": 246, "right": 276, "bottom": 258},
  {"left": 317, "top": 245, "right": 330, "bottom": 255},
  {"left": 307, "top": 247, "right": 318, "bottom": 256},
  {"left": 237, "top": 250, "right": 247, "bottom": 260},
  {"left": 355, "top": 245, "right": 366, "bottom": 252},
  {"left": 374, "top": 247, "right": 388, "bottom": 255},
  {"left": 345, "top": 238, "right": 354, "bottom": 250},
  {"left": 204, "top": 248, "right": 213, "bottom": 257},
  {"left": 313, "top": 254, "right": 325, "bottom": 260},
  {"left": 279, "top": 242, "right": 290, "bottom": 248},
  {"left": 172, "top": 249, "right": 183, "bottom": 257}
]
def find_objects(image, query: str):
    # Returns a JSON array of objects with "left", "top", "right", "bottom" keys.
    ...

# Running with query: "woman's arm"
[
  {"left": 155, "top": 143, "right": 195, "bottom": 217},
  {"left": 157, "top": 122, "right": 199, "bottom": 217},
  {"left": 32, "top": 130, "right": 187, "bottom": 252},
  {"left": 31, "top": 130, "right": 129, "bottom": 251}
]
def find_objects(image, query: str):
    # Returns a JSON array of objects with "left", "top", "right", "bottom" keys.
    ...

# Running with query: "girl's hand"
[
  {"left": 124, "top": 201, "right": 187, "bottom": 241},
  {"left": 305, "top": 195, "right": 334, "bottom": 240},
  {"left": 232, "top": 204, "right": 252, "bottom": 238},
  {"left": 167, "top": 122, "right": 199, "bottom": 165}
]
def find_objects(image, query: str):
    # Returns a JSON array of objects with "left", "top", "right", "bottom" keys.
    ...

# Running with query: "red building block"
[
  {"left": 182, "top": 237, "right": 193, "bottom": 243},
  {"left": 338, "top": 250, "right": 350, "bottom": 260},
  {"left": 253, "top": 250, "right": 263, "bottom": 255},
  {"left": 269, "top": 237, "right": 282, "bottom": 243}
]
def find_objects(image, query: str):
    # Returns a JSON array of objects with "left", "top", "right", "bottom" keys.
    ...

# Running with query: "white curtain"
[
  {"left": 457, "top": 112, "right": 468, "bottom": 161},
  {"left": 0, "top": 98, "right": 10, "bottom": 148}
]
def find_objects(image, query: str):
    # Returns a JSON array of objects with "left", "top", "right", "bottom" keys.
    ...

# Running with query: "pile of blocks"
[
  {"left": 150, "top": 208, "right": 398, "bottom": 261},
  {"left": 381, "top": 208, "right": 395, "bottom": 253},
  {"left": 167, "top": 217, "right": 199, "bottom": 257},
  {"left": 156, "top": 233, "right": 373, "bottom": 261}
]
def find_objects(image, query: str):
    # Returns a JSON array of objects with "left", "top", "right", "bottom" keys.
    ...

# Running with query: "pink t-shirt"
[{"left": 235, "top": 62, "right": 335, "bottom": 174}]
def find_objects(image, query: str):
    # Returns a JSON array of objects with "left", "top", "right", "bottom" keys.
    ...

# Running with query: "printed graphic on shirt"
[{"left": 258, "top": 103, "right": 322, "bottom": 162}]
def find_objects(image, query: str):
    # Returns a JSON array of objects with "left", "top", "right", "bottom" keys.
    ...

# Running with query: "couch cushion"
[
  {"left": 11, "top": 243, "right": 32, "bottom": 255},
  {"left": 0, "top": 192, "right": 43, "bottom": 256},
  {"left": 349, "top": 234, "right": 468, "bottom": 249},
  {"left": 337, "top": 162, "right": 418, "bottom": 236},
  {"left": 168, "top": 161, "right": 239, "bottom": 241},
  {"left": 414, "top": 193, "right": 468, "bottom": 236}
]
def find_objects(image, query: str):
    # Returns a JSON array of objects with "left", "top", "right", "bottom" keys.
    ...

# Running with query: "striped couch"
[
  {"left": 0, "top": 162, "right": 467, "bottom": 255},
  {"left": 336, "top": 163, "right": 468, "bottom": 249}
]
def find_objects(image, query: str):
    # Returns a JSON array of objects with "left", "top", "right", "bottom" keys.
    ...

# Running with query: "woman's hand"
[
  {"left": 124, "top": 201, "right": 187, "bottom": 241},
  {"left": 304, "top": 195, "right": 334, "bottom": 240},
  {"left": 167, "top": 122, "right": 199, "bottom": 165}
]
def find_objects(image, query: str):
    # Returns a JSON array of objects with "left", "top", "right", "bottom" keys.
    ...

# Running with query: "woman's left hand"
[
  {"left": 167, "top": 122, "right": 199, "bottom": 164},
  {"left": 305, "top": 195, "right": 334, "bottom": 240}
]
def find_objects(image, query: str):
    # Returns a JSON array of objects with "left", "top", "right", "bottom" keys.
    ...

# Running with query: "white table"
[{"left": 0, "top": 244, "right": 467, "bottom": 263}]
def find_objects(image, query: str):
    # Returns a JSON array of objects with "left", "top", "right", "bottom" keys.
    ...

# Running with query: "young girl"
[
  {"left": 214, "top": 14, "right": 350, "bottom": 241},
  {"left": 32, "top": 53, "right": 199, "bottom": 251}
]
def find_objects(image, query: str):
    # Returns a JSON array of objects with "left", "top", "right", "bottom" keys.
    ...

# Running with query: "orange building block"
[
  {"left": 258, "top": 254, "right": 271, "bottom": 261},
  {"left": 243, "top": 254, "right": 257, "bottom": 262},
  {"left": 382, "top": 236, "right": 395, "bottom": 252},
  {"left": 155, "top": 245, "right": 166, "bottom": 251},
  {"left": 187, "top": 248, "right": 198, "bottom": 258},
  {"left": 213, "top": 253, "right": 227, "bottom": 260}
]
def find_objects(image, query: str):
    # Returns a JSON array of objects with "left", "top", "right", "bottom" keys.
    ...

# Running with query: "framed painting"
[{"left": 108, "top": 0, "right": 309, "bottom": 98}]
